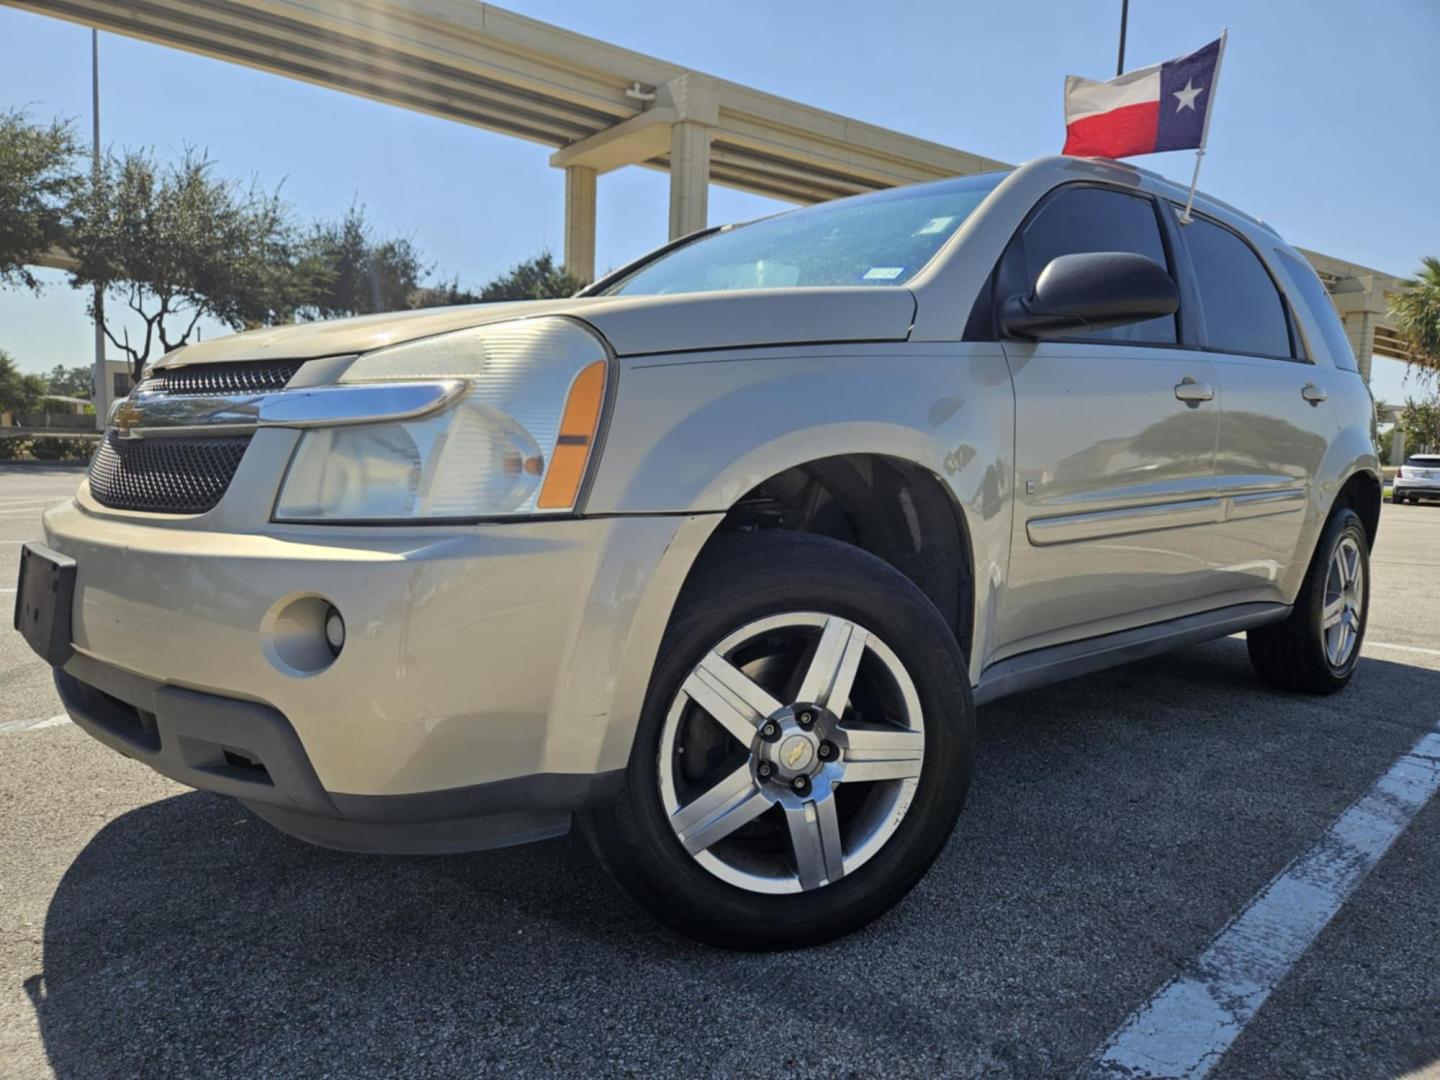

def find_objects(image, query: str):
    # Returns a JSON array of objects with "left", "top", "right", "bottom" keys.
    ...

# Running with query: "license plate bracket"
[{"left": 13, "top": 542, "right": 76, "bottom": 667}]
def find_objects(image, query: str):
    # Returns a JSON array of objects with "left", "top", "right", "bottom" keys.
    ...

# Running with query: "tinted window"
[
  {"left": 1183, "top": 217, "right": 1293, "bottom": 358},
  {"left": 1405, "top": 456, "right": 1440, "bottom": 468},
  {"left": 1274, "top": 248, "right": 1358, "bottom": 372},
  {"left": 1013, "top": 187, "right": 1177, "bottom": 344},
  {"left": 605, "top": 171, "right": 1006, "bottom": 296}
]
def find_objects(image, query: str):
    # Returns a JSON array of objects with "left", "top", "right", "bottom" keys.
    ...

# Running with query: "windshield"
[
  {"left": 603, "top": 171, "right": 1008, "bottom": 297},
  {"left": 1405, "top": 456, "right": 1440, "bottom": 467}
]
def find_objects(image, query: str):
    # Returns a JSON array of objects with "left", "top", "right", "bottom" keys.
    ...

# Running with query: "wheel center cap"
[{"left": 779, "top": 733, "right": 815, "bottom": 772}]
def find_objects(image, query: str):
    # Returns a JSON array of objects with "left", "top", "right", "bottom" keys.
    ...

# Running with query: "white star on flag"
[{"left": 1173, "top": 79, "right": 1205, "bottom": 112}]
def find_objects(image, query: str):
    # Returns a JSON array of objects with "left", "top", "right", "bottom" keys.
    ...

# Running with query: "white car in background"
[{"left": 1392, "top": 453, "right": 1440, "bottom": 504}]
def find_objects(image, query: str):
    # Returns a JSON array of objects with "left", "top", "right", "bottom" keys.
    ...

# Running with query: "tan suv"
[{"left": 15, "top": 156, "right": 1380, "bottom": 949}]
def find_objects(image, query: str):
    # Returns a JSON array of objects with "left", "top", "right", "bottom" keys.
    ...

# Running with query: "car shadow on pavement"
[{"left": 26, "top": 639, "right": 1440, "bottom": 1079}]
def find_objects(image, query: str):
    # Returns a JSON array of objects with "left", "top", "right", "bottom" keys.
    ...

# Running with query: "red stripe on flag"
[{"left": 1063, "top": 101, "right": 1160, "bottom": 158}]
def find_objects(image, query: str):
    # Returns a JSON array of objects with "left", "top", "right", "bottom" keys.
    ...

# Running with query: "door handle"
[
  {"left": 1174, "top": 377, "right": 1215, "bottom": 407},
  {"left": 1301, "top": 382, "right": 1328, "bottom": 406}
]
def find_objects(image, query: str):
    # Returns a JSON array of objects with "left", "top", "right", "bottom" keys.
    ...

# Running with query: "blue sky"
[{"left": 2, "top": 0, "right": 1436, "bottom": 403}]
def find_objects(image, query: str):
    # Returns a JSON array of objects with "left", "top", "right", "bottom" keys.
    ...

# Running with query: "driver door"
[{"left": 990, "top": 185, "right": 1222, "bottom": 662}]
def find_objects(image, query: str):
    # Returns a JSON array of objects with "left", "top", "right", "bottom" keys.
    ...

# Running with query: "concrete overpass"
[{"left": 7, "top": 0, "right": 1413, "bottom": 382}]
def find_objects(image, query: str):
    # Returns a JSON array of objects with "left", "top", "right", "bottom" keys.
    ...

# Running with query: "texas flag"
[{"left": 1063, "top": 36, "right": 1225, "bottom": 158}]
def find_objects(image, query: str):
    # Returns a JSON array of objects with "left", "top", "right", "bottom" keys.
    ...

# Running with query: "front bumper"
[
  {"left": 55, "top": 654, "right": 617, "bottom": 853},
  {"left": 41, "top": 490, "right": 715, "bottom": 851}
]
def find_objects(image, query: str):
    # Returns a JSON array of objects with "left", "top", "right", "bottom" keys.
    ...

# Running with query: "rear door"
[
  {"left": 1177, "top": 213, "right": 1336, "bottom": 602},
  {"left": 993, "top": 184, "right": 1222, "bottom": 660}
]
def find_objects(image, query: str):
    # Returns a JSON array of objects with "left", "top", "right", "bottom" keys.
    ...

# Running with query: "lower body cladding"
[{"left": 39, "top": 500, "right": 716, "bottom": 854}]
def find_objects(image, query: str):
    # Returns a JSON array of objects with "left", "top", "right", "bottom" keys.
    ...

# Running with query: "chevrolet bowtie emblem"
[{"left": 113, "top": 398, "right": 144, "bottom": 437}]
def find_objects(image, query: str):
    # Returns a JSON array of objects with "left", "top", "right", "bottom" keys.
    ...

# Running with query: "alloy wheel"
[
  {"left": 1322, "top": 535, "right": 1364, "bottom": 668},
  {"left": 657, "top": 612, "right": 925, "bottom": 895}
]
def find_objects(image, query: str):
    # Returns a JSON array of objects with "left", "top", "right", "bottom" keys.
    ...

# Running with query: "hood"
[{"left": 157, "top": 288, "right": 917, "bottom": 367}]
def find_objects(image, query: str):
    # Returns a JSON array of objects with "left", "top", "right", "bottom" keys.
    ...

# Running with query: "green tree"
[
  {"left": 0, "top": 109, "right": 82, "bottom": 292},
  {"left": 1389, "top": 256, "right": 1440, "bottom": 382},
  {"left": 0, "top": 350, "right": 48, "bottom": 419},
  {"left": 66, "top": 147, "right": 297, "bottom": 379},
  {"left": 1398, "top": 396, "right": 1440, "bottom": 455},
  {"left": 294, "top": 204, "right": 426, "bottom": 319},
  {"left": 409, "top": 275, "right": 481, "bottom": 308},
  {"left": 45, "top": 364, "right": 93, "bottom": 399},
  {"left": 478, "top": 251, "right": 585, "bottom": 301}
]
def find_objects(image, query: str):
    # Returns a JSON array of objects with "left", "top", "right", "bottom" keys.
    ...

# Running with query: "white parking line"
[
  {"left": 0, "top": 504, "right": 56, "bottom": 515},
  {"left": 1366, "top": 640, "right": 1440, "bottom": 658},
  {"left": 1086, "top": 724, "right": 1440, "bottom": 1078},
  {"left": 0, "top": 713, "right": 71, "bottom": 734}
]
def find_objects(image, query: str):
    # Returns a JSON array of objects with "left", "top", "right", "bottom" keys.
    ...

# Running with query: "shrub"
[
  {"left": 0, "top": 436, "right": 32, "bottom": 460},
  {"left": 28, "top": 436, "right": 95, "bottom": 462}
]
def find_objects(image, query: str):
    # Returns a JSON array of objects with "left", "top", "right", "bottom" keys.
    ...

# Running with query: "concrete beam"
[
  {"left": 5, "top": 0, "right": 1006, "bottom": 206},
  {"left": 36, "top": 246, "right": 78, "bottom": 272},
  {"left": 549, "top": 106, "right": 676, "bottom": 174},
  {"left": 563, "top": 165, "right": 596, "bottom": 282}
]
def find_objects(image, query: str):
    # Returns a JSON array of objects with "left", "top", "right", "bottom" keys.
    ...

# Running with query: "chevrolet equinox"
[{"left": 16, "top": 156, "right": 1381, "bottom": 949}]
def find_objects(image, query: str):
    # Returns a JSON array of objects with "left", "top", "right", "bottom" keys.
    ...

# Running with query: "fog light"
[{"left": 324, "top": 606, "right": 346, "bottom": 656}]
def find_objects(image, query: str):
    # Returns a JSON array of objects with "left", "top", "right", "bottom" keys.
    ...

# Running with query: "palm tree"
[{"left": 1389, "top": 256, "right": 1440, "bottom": 381}]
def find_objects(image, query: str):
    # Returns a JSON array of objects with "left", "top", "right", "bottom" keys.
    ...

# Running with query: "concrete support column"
[
  {"left": 1346, "top": 308, "right": 1377, "bottom": 385},
  {"left": 563, "top": 165, "right": 597, "bottom": 284},
  {"left": 1332, "top": 274, "right": 1385, "bottom": 385},
  {"left": 1391, "top": 425, "right": 1406, "bottom": 468},
  {"left": 668, "top": 120, "right": 711, "bottom": 239}
]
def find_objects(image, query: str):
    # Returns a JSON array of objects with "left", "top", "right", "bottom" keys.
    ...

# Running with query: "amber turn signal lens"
[{"left": 537, "top": 360, "right": 606, "bottom": 510}]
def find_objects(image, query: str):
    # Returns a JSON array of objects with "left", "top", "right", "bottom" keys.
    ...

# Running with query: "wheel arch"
[
  {"left": 1334, "top": 468, "right": 1381, "bottom": 550},
  {"left": 684, "top": 453, "right": 977, "bottom": 664}
]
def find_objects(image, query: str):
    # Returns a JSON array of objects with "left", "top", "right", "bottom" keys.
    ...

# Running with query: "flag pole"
[
  {"left": 1179, "top": 28, "right": 1227, "bottom": 224},
  {"left": 1116, "top": 0, "right": 1129, "bottom": 76}
]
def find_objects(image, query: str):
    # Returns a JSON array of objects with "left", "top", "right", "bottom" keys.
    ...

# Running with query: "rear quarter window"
[
  {"left": 1273, "top": 248, "right": 1360, "bottom": 372},
  {"left": 1182, "top": 216, "right": 1293, "bottom": 358}
]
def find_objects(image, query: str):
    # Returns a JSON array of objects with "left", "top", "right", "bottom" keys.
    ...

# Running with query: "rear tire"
[
  {"left": 1247, "top": 506, "right": 1369, "bottom": 694},
  {"left": 581, "top": 531, "right": 973, "bottom": 950}
]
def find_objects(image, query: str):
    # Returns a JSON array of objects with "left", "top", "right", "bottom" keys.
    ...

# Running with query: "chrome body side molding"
[
  {"left": 1027, "top": 497, "right": 1220, "bottom": 546},
  {"left": 972, "top": 601, "right": 1291, "bottom": 706},
  {"left": 111, "top": 380, "right": 468, "bottom": 439},
  {"left": 1227, "top": 487, "right": 1306, "bottom": 519},
  {"left": 1026, "top": 483, "right": 1307, "bottom": 546}
]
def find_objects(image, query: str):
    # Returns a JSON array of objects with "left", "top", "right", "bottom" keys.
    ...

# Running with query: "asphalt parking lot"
[{"left": 2, "top": 464, "right": 1438, "bottom": 1079}]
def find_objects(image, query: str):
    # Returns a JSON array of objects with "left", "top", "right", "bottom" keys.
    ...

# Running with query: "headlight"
[{"left": 274, "top": 317, "right": 608, "bottom": 522}]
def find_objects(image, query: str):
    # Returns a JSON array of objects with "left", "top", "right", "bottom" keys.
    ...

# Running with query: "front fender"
[
  {"left": 585, "top": 343, "right": 1017, "bottom": 685},
  {"left": 589, "top": 344, "right": 1013, "bottom": 516}
]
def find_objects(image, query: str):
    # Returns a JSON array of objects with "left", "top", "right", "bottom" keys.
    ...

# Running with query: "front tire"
[
  {"left": 581, "top": 531, "right": 973, "bottom": 950},
  {"left": 1247, "top": 506, "right": 1369, "bottom": 694}
]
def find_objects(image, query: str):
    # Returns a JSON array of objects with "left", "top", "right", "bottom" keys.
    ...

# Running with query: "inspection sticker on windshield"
[
  {"left": 912, "top": 216, "right": 955, "bottom": 235},
  {"left": 863, "top": 266, "right": 904, "bottom": 281}
]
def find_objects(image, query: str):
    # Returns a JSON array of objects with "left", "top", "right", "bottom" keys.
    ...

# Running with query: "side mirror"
[{"left": 999, "top": 252, "right": 1179, "bottom": 340}]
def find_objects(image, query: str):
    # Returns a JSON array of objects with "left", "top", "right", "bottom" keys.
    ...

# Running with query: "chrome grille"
[
  {"left": 135, "top": 360, "right": 304, "bottom": 396},
  {"left": 88, "top": 431, "right": 253, "bottom": 514}
]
